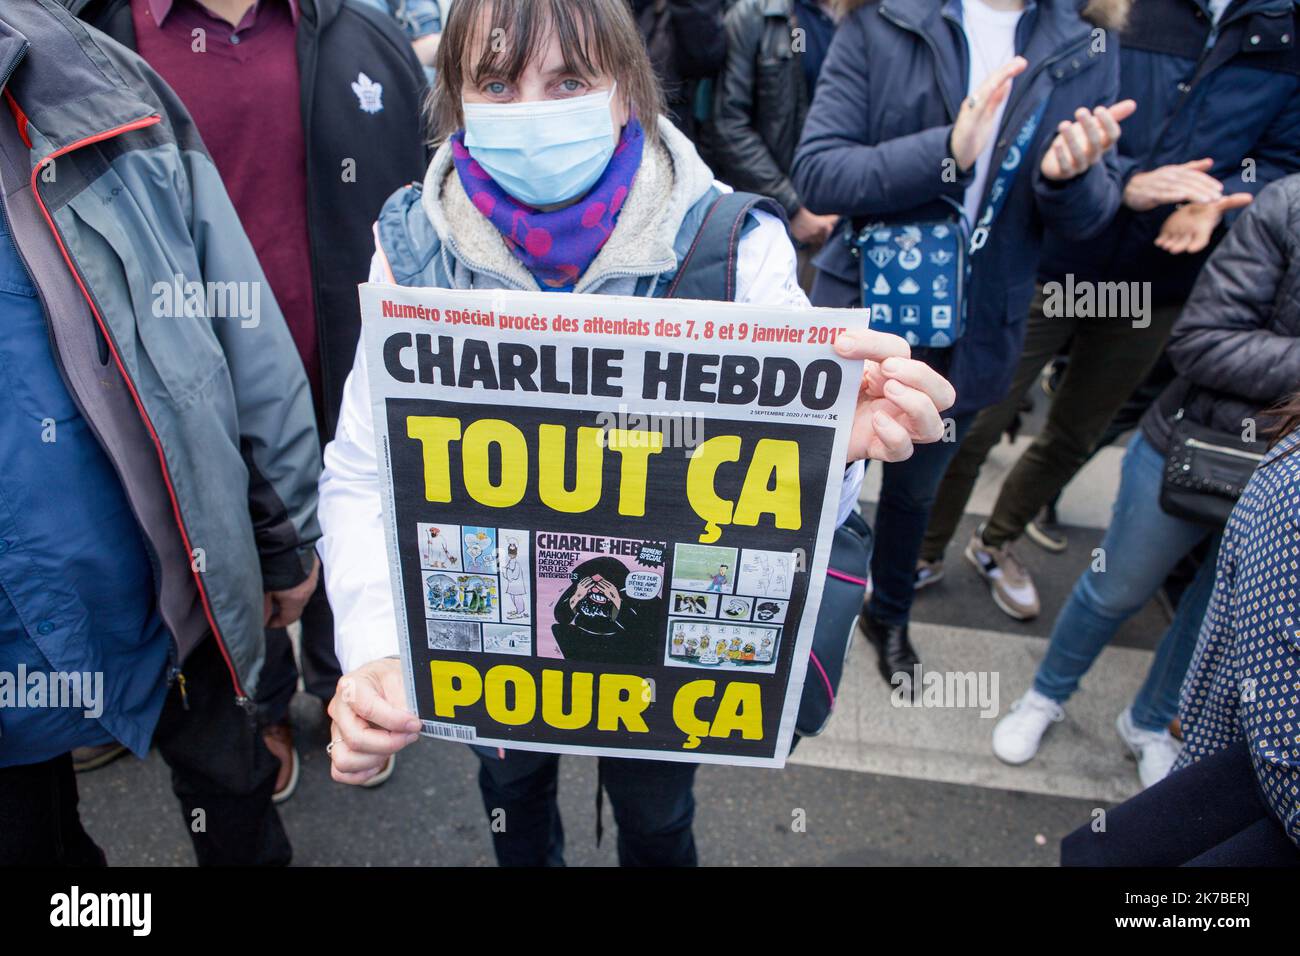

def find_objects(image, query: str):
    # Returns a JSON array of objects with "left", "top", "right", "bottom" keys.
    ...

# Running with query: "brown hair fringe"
[{"left": 429, "top": 0, "right": 665, "bottom": 146}]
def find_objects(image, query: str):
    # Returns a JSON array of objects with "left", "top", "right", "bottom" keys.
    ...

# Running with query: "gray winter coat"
[{"left": 0, "top": 0, "right": 321, "bottom": 701}]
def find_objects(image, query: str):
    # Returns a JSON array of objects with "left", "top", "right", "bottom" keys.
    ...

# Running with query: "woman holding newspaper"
[{"left": 317, "top": 0, "right": 954, "bottom": 866}]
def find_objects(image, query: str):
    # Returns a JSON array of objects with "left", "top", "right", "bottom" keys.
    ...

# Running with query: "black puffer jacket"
[
  {"left": 1142, "top": 174, "right": 1300, "bottom": 455},
  {"left": 711, "top": 0, "right": 808, "bottom": 217}
]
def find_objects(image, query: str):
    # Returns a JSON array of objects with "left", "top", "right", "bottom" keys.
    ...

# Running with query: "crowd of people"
[{"left": 0, "top": 0, "right": 1296, "bottom": 868}]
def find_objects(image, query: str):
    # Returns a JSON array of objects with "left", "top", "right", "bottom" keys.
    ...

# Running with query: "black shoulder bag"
[{"left": 1160, "top": 406, "right": 1268, "bottom": 527}]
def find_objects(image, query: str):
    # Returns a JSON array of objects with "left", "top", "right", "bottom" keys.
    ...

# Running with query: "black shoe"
[
  {"left": 858, "top": 611, "right": 920, "bottom": 697},
  {"left": 1025, "top": 504, "right": 1067, "bottom": 554}
]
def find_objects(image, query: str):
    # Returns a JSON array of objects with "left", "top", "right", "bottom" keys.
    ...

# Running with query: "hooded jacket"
[
  {"left": 0, "top": 0, "right": 321, "bottom": 702},
  {"left": 792, "top": 0, "right": 1130, "bottom": 418},
  {"left": 319, "top": 118, "right": 866, "bottom": 672}
]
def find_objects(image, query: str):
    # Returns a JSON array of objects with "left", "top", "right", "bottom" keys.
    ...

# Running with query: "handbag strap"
[{"left": 968, "top": 98, "right": 1049, "bottom": 254}]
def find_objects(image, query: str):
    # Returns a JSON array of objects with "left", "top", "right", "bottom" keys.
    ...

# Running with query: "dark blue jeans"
[
  {"left": 866, "top": 413, "right": 976, "bottom": 625},
  {"left": 472, "top": 747, "right": 698, "bottom": 866}
]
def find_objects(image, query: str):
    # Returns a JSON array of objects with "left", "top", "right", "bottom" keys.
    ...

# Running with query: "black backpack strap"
[{"left": 664, "top": 192, "right": 788, "bottom": 302}]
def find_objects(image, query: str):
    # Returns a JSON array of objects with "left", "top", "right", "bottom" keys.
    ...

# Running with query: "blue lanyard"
[{"left": 969, "top": 98, "right": 1049, "bottom": 253}]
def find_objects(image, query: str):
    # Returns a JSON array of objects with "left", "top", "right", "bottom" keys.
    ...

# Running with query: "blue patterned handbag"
[
  {"left": 847, "top": 101, "right": 1048, "bottom": 348},
  {"left": 849, "top": 215, "right": 969, "bottom": 348}
]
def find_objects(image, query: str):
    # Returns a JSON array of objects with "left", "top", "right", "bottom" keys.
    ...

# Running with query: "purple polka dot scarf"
[{"left": 449, "top": 118, "right": 645, "bottom": 291}]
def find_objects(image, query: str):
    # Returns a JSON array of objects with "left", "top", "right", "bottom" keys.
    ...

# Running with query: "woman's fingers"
[
  {"left": 839, "top": 332, "right": 955, "bottom": 462},
  {"left": 869, "top": 409, "right": 914, "bottom": 462},
  {"left": 1048, "top": 99, "right": 1134, "bottom": 179},
  {"left": 329, "top": 737, "right": 383, "bottom": 774},
  {"left": 1062, "top": 119, "right": 1093, "bottom": 168},
  {"left": 333, "top": 689, "right": 419, "bottom": 756},
  {"left": 1092, "top": 105, "right": 1122, "bottom": 144},
  {"left": 984, "top": 75, "right": 1015, "bottom": 116},
  {"left": 326, "top": 666, "right": 420, "bottom": 785},
  {"left": 1163, "top": 229, "right": 1192, "bottom": 254},
  {"left": 336, "top": 672, "right": 421, "bottom": 734},
  {"left": 1170, "top": 169, "right": 1223, "bottom": 201},
  {"left": 1103, "top": 98, "right": 1137, "bottom": 124},
  {"left": 834, "top": 328, "right": 911, "bottom": 364},
  {"left": 976, "top": 56, "right": 1028, "bottom": 104},
  {"left": 1076, "top": 108, "right": 1105, "bottom": 154},
  {"left": 883, "top": 379, "right": 946, "bottom": 442},
  {"left": 1052, "top": 139, "right": 1076, "bottom": 178},
  {"left": 332, "top": 768, "right": 382, "bottom": 785},
  {"left": 328, "top": 737, "right": 388, "bottom": 783},
  {"left": 1215, "top": 192, "right": 1254, "bottom": 213},
  {"left": 879, "top": 355, "right": 956, "bottom": 412}
]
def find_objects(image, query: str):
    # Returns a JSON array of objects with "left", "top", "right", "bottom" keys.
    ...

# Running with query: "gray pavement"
[
  {"left": 76, "top": 382, "right": 1170, "bottom": 866},
  {"left": 79, "top": 689, "right": 1100, "bottom": 866}
]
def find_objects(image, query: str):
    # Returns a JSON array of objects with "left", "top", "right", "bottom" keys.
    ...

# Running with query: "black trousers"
[
  {"left": 0, "top": 637, "right": 291, "bottom": 866},
  {"left": 1062, "top": 738, "right": 1299, "bottom": 867},
  {"left": 474, "top": 746, "right": 699, "bottom": 866},
  {"left": 258, "top": 579, "right": 342, "bottom": 725}
]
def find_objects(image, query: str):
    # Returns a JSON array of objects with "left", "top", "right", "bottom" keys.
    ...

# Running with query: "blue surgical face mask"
[{"left": 462, "top": 85, "right": 618, "bottom": 207}]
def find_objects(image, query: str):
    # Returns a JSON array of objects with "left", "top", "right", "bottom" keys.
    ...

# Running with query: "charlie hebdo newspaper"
[{"left": 359, "top": 283, "right": 860, "bottom": 768}]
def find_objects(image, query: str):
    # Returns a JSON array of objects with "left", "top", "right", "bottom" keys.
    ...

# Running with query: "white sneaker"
[
  {"left": 1116, "top": 707, "right": 1181, "bottom": 789},
  {"left": 993, "top": 689, "right": 1065, "bottom": 765}
]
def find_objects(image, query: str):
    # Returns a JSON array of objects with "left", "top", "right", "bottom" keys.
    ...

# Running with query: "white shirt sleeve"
[
  {"left": 735, "top": 208, "right": 865, "bottom": 526},
  {"left": 317, "top": 252, "right": 403, "bottom": 673}
]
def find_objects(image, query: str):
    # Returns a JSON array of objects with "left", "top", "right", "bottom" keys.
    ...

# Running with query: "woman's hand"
[
  {"left": 1154, "top": 193, "right": 1253, "bottom": 255},
  {"left": 951, "top": 58, "right": 1028, "bottom": 172},
  {"left": 790, "top": 207, "right": 839, "bottom": 247},
  {"left": 1039, "top": 100, "right": 1136, "bottom": 182},
  {"left": 834, "top": 330, "right": 956, "bottom": 463},
  {"left": 327, "top": 658, "right": 422, "bottom": 785},
  {"left": 1123, "top": 158, "right": 1223, "bottom": 211}
]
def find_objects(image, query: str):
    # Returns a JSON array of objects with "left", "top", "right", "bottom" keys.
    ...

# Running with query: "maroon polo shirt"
[{"left": 133, "top": 0, "right": 320, "bottom": 403}]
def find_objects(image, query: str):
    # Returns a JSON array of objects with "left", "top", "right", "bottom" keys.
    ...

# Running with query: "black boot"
[{"left": 858, "top": 610, "right": 920, "bottom": 697}]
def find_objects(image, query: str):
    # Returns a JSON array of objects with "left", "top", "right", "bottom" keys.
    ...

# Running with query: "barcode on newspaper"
[{"left": 423, "top": 720, "right": 476, "bottom": 742}]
